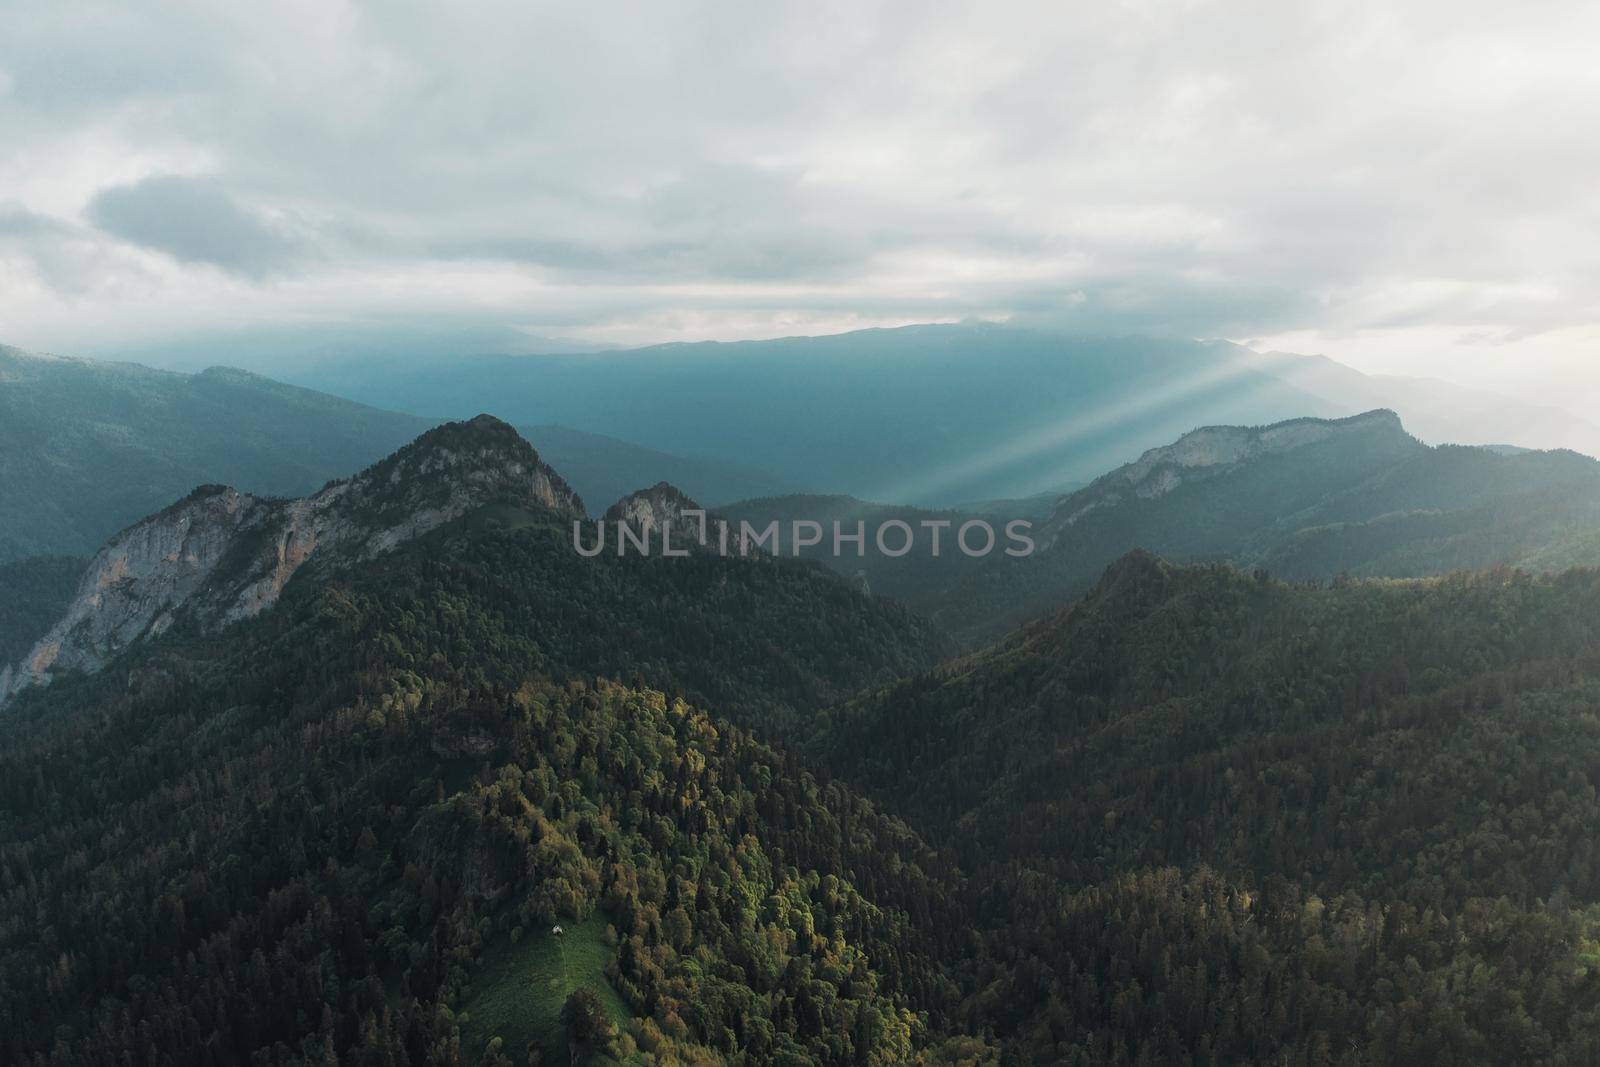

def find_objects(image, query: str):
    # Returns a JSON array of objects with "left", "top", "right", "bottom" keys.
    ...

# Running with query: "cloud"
[
  {"left": 1009, "top": 274, "right": 1319, "bottom": 339},
  {"left": 0, "top": 0, "right": 1593, "bottom": 386},
  {"left": 87, "top": 175, "right": 304, "bottom": 278}
]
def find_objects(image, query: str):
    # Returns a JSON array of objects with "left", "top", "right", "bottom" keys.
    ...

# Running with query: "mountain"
[
  {"left": 600, "top": 481, "right": 718, "bottom": 553},
  {"left": 11, "top": 468, "right": 1600, "bottom": 1063},
  {"left": 256, "top": 323, "right": 1600, "bottom": 508},
  {"left": 0, "top": 570, "right": 957, "bottom": 1065},
  {"left": 1033, "top": 408, "right": 1425, "bottom": 553},
  {"left": 102, "top": 320, "right": 619, "bottom": 374},
  {"left": 265, "top": 323, "right": 1351, "bottom": 505},
  {"left": 0, "top": 344, "right": 791, "bottom": 562},
  {"left": 2, "top": 418, "right": 941, "bottom": 725},
  {"left": 112, "top": 321, "right": 1600, "bottom": 463},
  {"left": 952, "top": 487, "right": 1078, "bottom": 519},
  {"left": 930, "top": 409, "right": 1600, "bottom": 640},
  {"left": 0, "top": 346, "right": 430, "bottom": 561},
  {"left": 0, "top": 416, "right": 583, "bottom": 704},
  {"left": 10, "top": 413, "right": 1600, "bottom": 1062},
  {"left": 818, "top": 554, "right": 1600, "bottom": 1062},
  {"left": 711, "top": 412, "right": 1600, "bottom": 640},
  {"left": 530, "top": 426, "right": 797, "bottom": 515},
  {"left": 0, "top": 419, "right": 959, "bottom": 1064}
]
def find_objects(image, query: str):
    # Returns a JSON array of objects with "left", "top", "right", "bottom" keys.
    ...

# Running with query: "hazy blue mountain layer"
[
  {"left": 270, "top": 324, "right": 1348, "bottom": 504},
  {"left": 711, "top": 411, "right": 1600, "bottom": 643},
  {"left": 0, "top": 345, "right": 790, "bottom": 561}
]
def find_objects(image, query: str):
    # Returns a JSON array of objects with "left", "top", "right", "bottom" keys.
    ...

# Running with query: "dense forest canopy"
[
  {"left": 0, "top": 555, "right": 84, "bottom": 663},
  {"left": 8, "top": 470, "right": 1600, "bottom": 1063}
]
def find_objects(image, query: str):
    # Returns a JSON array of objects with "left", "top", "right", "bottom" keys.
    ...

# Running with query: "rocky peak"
[
  {"left": 603, "top": 482, "right": 711, "bottom": 549},
  {"left": 1, "top": 416, "right": 583, "bottom": 706},
  {"left": 359, "top": 414, "right": 585, "bottom": 517}
]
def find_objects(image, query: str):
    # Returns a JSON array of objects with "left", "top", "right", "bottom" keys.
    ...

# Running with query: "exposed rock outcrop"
[
  {"left": 602, "top": 481, "right": 711, "bottom": 550},
  {"left": 1039, "top": 410, "right": 1415, "bottom": 546},
  {"left": 0, "top": 415, "right": 583, "bottom": 705}
]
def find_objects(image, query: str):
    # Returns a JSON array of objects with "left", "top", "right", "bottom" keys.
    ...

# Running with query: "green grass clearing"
[{"left": 459, "top": 914, "right": 637, "bottom": 1065}]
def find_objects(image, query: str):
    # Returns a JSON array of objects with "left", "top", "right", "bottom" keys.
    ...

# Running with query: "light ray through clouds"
[{"left": 877, "top": 347, "right": 1303, "bottom": 504}]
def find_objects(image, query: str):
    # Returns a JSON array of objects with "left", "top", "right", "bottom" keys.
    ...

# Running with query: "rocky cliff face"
[
  {"left": 1040, "top": 410, "right": 1417, "bottom": 545},
  {"left": 602, "top": 481, "right": 712, "bottom": 550},
  {"left": 0, "top": 415, "right": 583, "bottom": 705}
]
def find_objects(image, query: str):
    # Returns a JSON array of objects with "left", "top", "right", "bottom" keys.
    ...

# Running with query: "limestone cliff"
[
  {"left": 1039, "top": 410, "right": 1415, "bottom": 546},
  {"left": 0, "top": 415, "right": 583, "bottom": 705},
  {"left": 602, "top": 481, "right": 711, "bottom": 550}
]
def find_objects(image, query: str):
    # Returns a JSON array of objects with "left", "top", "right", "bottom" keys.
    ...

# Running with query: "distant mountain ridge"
[
  {"left": 707, "top": 410, "right": 1600, "bottom": 641},
  {"left": 263, "top": 324, "right": 1350, "bottom": 504},
  {"left": 900, "top": 409, "right": 1600, "bottom": 639},
  {"left": 252, "top": 322, "right": 1600, "bottom": 505},
  {"left": 0, "top": 415, "right": 581, "bottom": 704},
  {"left": 0, "top": 344, "right": 792, "bottom": 562}
]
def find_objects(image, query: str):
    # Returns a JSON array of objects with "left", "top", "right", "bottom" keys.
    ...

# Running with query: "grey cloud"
[
  {"left": 0, "top": 203, "right": 149, "bottom": 295},
  {"left": 0, "top": 204, "right": 64, "bottom": 238},
  {"left": 1006, "top": 275, "right": 1320, "bottom": 340},
  {"left": 0, "top": 1, "right": 1593, "bottom": 367},
  {"left": 88, "top": 176, "right": 304, "bottom": 278}
]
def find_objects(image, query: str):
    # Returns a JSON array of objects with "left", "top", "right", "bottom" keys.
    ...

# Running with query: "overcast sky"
[{"left": 1, "top": 1, "right": 1596, "bottom": 401}]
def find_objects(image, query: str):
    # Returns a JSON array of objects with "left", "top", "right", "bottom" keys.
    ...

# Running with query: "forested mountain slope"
[
  {"left": 0, "top": 586, "right": 961, "bottom": 1065},
  {"left": 11, "top": 419, "right": 1600, "bottom": 1064},
  {"left": 823, "top": 553, "right": 1600, "bottom": 1060},
  {"left": 13, "top": 520, "right": 1600, "bottom": 1063},
  {"left": 1, "top": 419, "right": 940, "bottom": 726},
  {"left": 0, "top": 555, "right": 84, "bottom": 665},
  {"left": 715, "top": 495, "right": 1002, "bottom": 602},
  {"left": 0, "top": 428, "right": 953, "bottom": 1064}
]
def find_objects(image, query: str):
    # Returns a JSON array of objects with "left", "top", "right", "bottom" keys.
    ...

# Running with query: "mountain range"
[
  {"left": 718, "top": 408, "right": 1600, "bottom": 643},
  {"left": 6, "top": 414, "right": 1600, "bottom": 1063},
  {"left": 245, "top": 323, "right": 1600, "bottom": 504},
  {"left": 12, "top": 323, "right": 1600, "bottom": 1063},
  {"left": 9, "top": 324, "right": 1598, "bottom": 569},
  {"left": 0, "top": 344, "right": 792, "bottom": 563},
  {"left": 0, "top": 416, "right": 940, "bottom": 721}
]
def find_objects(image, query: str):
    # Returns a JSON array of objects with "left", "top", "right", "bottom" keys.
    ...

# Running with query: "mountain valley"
[{"left": 7, "top": 416, "right": 1600, "bottom": 1064}]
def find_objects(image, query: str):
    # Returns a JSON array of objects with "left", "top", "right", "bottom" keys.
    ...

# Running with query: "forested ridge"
[
  {"left": 8, "top": 478, "right": 1600, "bottom": 1063},
  {"left": 825, "top": 553, "right": 1600, "bottom": 1062},
  {"left": 0, "top": 504, "right": 968, "bottom": 1066}
]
